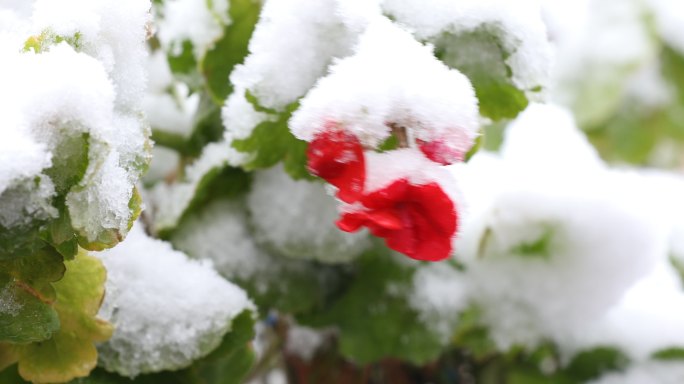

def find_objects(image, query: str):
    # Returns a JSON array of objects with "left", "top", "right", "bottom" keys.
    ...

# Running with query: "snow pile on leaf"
[
  {"left": 247, "top": 166, "right": 371, "bottom": 263},
  {"left": 95, "top": 224, "right": 254, "bottom": 377},
  {"left": 587, "top": 360, "right": 684, "bottom": 384},
  {"left": 156, "top": 0, "right": 231, "bottom": 58},
  {"left": 0, "top": 0, "right": 151, "bottom": 251},
  {"left": 172, "top": 198, "right": 270, "bottom": 280},
  {"left": 382, "top": 0, "right": 552, "bottom": 96},
  {"left": 452, "top": 104, "right": 668, "bottom": 350},
  {"left": 291, "top": 18, "right": 479, "bottom": 155},
  {"left": 143, "top": 51, "right": 199, "bottom": 138}
]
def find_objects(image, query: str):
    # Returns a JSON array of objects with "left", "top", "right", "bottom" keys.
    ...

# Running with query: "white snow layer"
[
  {"left": 172, "top": 198, "right": 271, "bottom": 280},
  {"left": 0, "top": 0, "right": 150, "bottom": 242},
  {"left": 247, "top": 166, "right": 371, "bottom": 263},
  {"left": 405, "top": 104, "right": 684, "bottom": 363},
  {"left": 290, "top": 18, "right": 479, "bottom": 150},
  {"left": 149, "top": 140, "right": 246, "bottom": 233},
  {"left": 382, "top": 0, "right": 552, "bottom": 93},
  {"left": 157, "top": 0, "right": 230, "bottom": 58},
  {"left": 587, "top": 361, "right": 684, "bottom": 384},
  {"left": 96, "top": 224, "right": 254, "bottom": 377}
]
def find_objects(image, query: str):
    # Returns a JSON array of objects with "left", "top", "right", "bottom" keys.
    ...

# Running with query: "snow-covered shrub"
[{"left": 2, "top": 0, "right": 684, "bottom": 383}]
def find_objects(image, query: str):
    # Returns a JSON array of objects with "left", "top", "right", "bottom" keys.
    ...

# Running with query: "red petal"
[
  {"left": 417, "top": 138, "right": 465, "bottom": 165},
  {"left": 336, "top": 211, "right": 367, "bottom": 232},
  {"left": 360, "top": 179, "right": 409, "bottom": 209},
  {"left": 307, "top": 129, "right": 366, "bottom": 203},
  {"left": 407, "top": 182, "right": 457, "bottom": 236}
]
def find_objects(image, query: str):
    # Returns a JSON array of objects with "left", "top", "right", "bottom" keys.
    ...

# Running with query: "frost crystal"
[{"left": 96, "top": 224, "right": 254, "bottom": 377}]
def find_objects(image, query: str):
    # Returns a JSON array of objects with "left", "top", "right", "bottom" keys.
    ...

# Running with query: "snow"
[
  {"left": 560, "top": 262, "right": 684, "bottom": 361},
  {"left": 222, "top": 88, "right": 272, "bottom": 142},
  {"left": 247, "top": 166, "right": 371, "bottom": 263},
  {"left": 149, "top": 140, "right": 246, "bottom": 233},
  {"left": 0, "top": 177, "right": 57, "bottom": 228},
  {"left": 450, "top": 104, "right": 670, "bottom": 350},
  {"left": 172, "top": 198, "right": 270, "bottom": 280},
  {"left": 96, "top": 224, "right": 254, "bottom": 377},
  {"left": 382, "top": 0, "right": 552, "bottom": 94},
  {"left": 546, "top": 0, "right": 655, "bottom": 125},
  {"left": 143, "top": 146, "right": 180, "bottom": 185},
  {"left": 143, "top": 51, "right": 199, "bottom": 138},
  {"left": 229, "top": 0, "right": 359, "bottom": 112},
  {"left": 0, "top": 1, "right": 150, "bottom": 245},
  {"left": 285, "top": 325, "right": 326, "bottom": 361},
  {"left": 290, "top": 18, "right": 479, "bottom": 150},
  {"left": 0, "top": 284, "right": 21, "bottom": 317},
  {"left": 66, "top": 151, "right": 134, "bottom": 241},
  {"left": 157, "top": 0, "right": 230, "bottom": 58},
  {"left": 587, "top": 360, "right": 684, "bottom": 384},
  {"left": 644, "top": 0, "right": 684, "bottom": 55},
  {"left": 408, "top": 263, "right": 469, "bottom": 341}
]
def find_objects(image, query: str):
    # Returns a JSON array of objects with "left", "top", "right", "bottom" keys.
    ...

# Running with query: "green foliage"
[
  {"left": 232, "top": 97, "right": 312, "bottom": 180},
  {"left": 12, "top": 250, "right": 112, "bottom": 383},
  {"left": 451, "top": 306, "right": 497, "bottom": 361},
  {"left": 512, "top": 227, "right": 554, "bottom": 260},
  {"left": 435, "top": 26, "right": 530, "bottom": 121},
  {"left": 300, "top": 248, "right": 443, "bottom": 365},
  {"left": 76, "top": 186, "right": 143, "bottom": 251},
  {"left": 562, "top": 347, "right": 629, "bottom": 382},
  {"left": 158, "top": 166, "right": 251, "bottom": 238},
  {"left": 152, "top": 92, "right": 225, "bottom": 157},
  {"left": 0, "top": 249, "right": 65, "bottom": 344},
  {"left": 584, "top": 45, "right": 684, "bottom": 166},
  {"left": 45, "top": 133, "right": 90, "bottom": 195},
  {"left": 167, "top": 40, "right": 197, "bottom": 76},
  {"left": 200, "top": 0, "right": 261, "bottom": 103},
  {"left": 23, "top": 30, "right": 83, "bottom": 53},
  {"left": 653, "top": 347, "right": 684, "bottom": 361},
  {"left": 60, "top": 310, "right": 255, "bottom": 384}
]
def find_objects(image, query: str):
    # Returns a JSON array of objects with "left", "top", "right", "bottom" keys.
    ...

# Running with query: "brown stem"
[{"left": 388, "top": 123, "right": 409, "bottom": 148}]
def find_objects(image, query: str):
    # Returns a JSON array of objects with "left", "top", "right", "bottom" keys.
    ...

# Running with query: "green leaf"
[
  {"left": 300, "top": 248, "right": 443, "bottom": 365},
  {"left": 160, "top": 167, "right": 251, "bottom": 238},
  {"left": 0, "top": 277, "right": 60, "bottom": 344},
  {"left": 653, "top": 347, "right": 684, "bottom": 361},
  {"left": 0, "top": 364, "right": 28, "bottom": 384},
  {"left": 563, "top": 346, "right": 629, "bottom": 382},
  {"left": 167, "top": 40, "right": 197, "bottom": 76},
  {"left": 0, "top": 249, "right": 65, "bottom": 344},
  {"left": 435, "top": 26, "right": 529, "bottom": 121},
  {"left": 77, "top": 186, "right": 143, "bottom": 251},
  {"left": 24, "top": 29, "right": 83, "bottom": 53},
  {"left": 232, "top": 100, "right": 313, "bottom": 180},
  {"left": 185, "top": 310, "right": 256, "bottom": 384},
  {"left": 45, "top": 132, "right": 90, "bottom": 195},
  {"left": 511, "top": 227, "right": 554, "bottom": 260},
  {"left": 200, "top": 0, "right": 261, "bottom": 103},
  {"left": 14, "top": 250, "right": 113, "bottom": 383},
  {"left": 451, "top": 306, "right": 497, "bottom": 361},
  {"left": 151, "top": 93, "right": 224, "bottom": 157},
  {"left": 64, "top": 311, "right": 255, "bottom": 384}
]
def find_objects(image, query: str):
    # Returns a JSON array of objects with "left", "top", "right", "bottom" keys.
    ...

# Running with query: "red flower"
[
  {"left": 307, "top": 128, "right": 365, "bottom": 203},
  {"left": 337, "top": 179, "right": 457, "bottom": 261}
]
